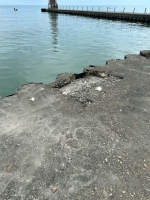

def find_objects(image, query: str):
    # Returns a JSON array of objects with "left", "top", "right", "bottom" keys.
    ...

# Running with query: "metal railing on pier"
[
  {"left": 58, "top": 6, "right": 148, "bottom": 14},
  {"left": 41, "top": 6, "right": 150, "bottom": 22}
]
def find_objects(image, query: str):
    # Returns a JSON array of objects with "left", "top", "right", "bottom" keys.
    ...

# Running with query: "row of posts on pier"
[
  {"left": 48, "top": 1, "right": 148, "bottom": 14},
  {"left": 58, "top": 6, "right": 148, "bottom": 14}
]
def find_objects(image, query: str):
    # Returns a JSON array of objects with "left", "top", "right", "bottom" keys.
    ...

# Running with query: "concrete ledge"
[
  {"left": 0, "top": 51, "right": 150, "bottom": 199},
  {"left": 140, "top": 50, "right": 150, "bottom": 59}
]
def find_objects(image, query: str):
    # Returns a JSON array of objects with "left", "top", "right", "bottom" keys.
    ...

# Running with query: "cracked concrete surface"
[{"left": 0, "top": 51, "right": 150, "bottom": 199}]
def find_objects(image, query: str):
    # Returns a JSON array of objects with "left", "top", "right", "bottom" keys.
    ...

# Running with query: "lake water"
[{"left": 0, "top": 5, "right": 150, "bottom": 97}]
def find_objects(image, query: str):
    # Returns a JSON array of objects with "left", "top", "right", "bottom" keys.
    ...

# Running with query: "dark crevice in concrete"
[
  {"left": 113, "top": 74, "right": 124, "bottom": 79},
  {"left": 84, "top": 67, "right": 124, "bottom": 80},
  {"left": 140, "top": 50, "right": 150, "bottom": 59},
  {"left": 5, "top": 93, "right": 16, "bottom": 98},
  {"left": 74, "top": 72, "right": 86, "bottom": 79}
]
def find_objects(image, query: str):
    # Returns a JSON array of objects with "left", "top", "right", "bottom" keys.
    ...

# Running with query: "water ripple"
[{"left": 0, "top": 5, "right": 150, "bottom": 96}]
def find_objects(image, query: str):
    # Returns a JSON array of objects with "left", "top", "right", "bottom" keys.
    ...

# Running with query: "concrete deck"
[
  {"left": 41, "top": 8, "right": 150, "bottom": 21},
  {"left": 0, "top": 50, "right": 150, "bottom": 199}
]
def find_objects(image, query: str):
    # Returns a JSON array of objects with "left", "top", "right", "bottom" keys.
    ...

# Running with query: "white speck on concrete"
[
  {"left": 30, "top": 97, "right": 35, "bottom": 101},
  {"left": 62, "top": 91, "right": 70, "bottom": 95},
  {"left": 95, "top": 86, "right": 102, "bottom": 91}
]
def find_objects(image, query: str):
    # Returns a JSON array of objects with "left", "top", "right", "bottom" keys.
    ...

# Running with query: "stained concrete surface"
[{"left": 0, "top": 51, "right": 150, "bottom": 199}]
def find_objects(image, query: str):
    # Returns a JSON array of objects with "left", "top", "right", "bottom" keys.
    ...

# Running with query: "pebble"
[
  {"left": 51, "top": 188, "right": 57, "bottom": 193},
  {"left": 62, "top": 91, "right": 70, "bottom": 95},
  {"left": 30, "top": 97, "right": 35, "bottom": 101},
  {"left": 95, "top": 86, "right": 102, "bottom": 91}
]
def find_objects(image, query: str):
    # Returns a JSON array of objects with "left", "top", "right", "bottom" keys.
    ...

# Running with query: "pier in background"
[{"left": 41, "top": 1, "right": 150, "bottom": 22}]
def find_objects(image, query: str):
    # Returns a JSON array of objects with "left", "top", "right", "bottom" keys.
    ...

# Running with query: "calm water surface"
[{"left": 0, "top": 5, "right": 150, "bottom": 97}]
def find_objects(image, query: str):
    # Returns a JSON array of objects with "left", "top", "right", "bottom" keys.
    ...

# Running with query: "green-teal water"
[{"left": 0, "top": 5, "right": 150, "bottom": 97}]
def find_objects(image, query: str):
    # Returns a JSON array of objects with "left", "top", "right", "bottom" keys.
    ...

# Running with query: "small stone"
[
  {"left": 30, "top": 97, "right": 35, "bottom": 101},
  {"left": 51, "top": 188, "right": 57, "bottom": 193},
  {"left": 100, "top": 73, "right": 108, "bottom": 78},
  {"left": 147, "top": 165, "right": 150, "bottom": 170},
  {"left": 62, "top": 91, "right": 70, "bottom": 95},
  {"left": 95, "top": 86, "right": 102, "bottom": 91},
  {"left": 144, "top": 164, "right": 147, "bottom": 168}
]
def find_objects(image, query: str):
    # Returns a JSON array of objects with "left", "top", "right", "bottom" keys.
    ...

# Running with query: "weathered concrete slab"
[{"left": 0, "top": 51, "right": 150, "bottom": 199}]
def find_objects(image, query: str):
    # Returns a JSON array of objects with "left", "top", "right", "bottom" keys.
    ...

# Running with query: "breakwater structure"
[
  {"left": 41, "top": 0, "right": 150, "bottom": 22},
  {"left": 0, "top": 50, "right": 150, "bottom": 199}
]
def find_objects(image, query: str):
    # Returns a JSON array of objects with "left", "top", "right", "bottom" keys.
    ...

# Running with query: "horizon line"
[{"left": 0, "top": 4, "right": 149, "bottom": 6}]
